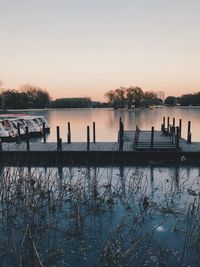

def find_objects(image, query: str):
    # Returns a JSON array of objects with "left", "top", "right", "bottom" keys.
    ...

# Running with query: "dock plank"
[{"left": 1, "top": 130, "right": 200, "bottom": 165}]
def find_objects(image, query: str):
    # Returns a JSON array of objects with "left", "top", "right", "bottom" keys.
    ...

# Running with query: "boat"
[
  {"left": 0, "top": 114, "right": 50, "bottom": 140},
  {"left": 31, "top": 116, "right": 50, "bottom": 133},
  {"left": 15, "top": 116, "right": 42, "bottom": 137},
  {"left": 0, "top": 119, "right": 18, "bottom": 141},
  {"left": 9, "top": 118, "right": 26, "bottom": 136}
]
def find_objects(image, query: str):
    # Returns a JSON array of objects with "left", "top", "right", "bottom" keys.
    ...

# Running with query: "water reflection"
[
  {"left": 0, "top": 165, "right": 199, "bottom": 266},
  {"left": 12, "top": 107, "right": 200, "bottom": 142}
]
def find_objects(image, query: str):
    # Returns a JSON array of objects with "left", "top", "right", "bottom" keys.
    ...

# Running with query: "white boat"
[
  {"left": 15, "top": 117, "right": 42, "bottom": 137},
  {"left": 31, "top": 116, "right": 50, "bottom": 133},
  {"left": 8, "top": 118, "right": 26, "bottom": 136},
  {"left": 0, "top": 114, "right": 50, "bottom": 139},
  {"left": 0, "top": 119, "right": 18, "bottom": 141}
]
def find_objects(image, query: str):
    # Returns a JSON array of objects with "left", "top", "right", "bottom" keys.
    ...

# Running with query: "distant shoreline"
[{"left": 1, "top": 105, "right": 200, "bottom": 113}]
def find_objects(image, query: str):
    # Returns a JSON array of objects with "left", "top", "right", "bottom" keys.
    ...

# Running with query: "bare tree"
[{"left": 19, "top": 84, "right": 50, "bottom": 108}]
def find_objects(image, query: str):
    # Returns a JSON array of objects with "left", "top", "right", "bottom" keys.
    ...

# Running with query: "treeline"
[
  {"left": 0, "top": 85, "right": 110, "bottom": 109},
  {"left": 50, "top": 98, "right": 92, "bottom": 108},
  {"left": 165, "top": 92, "right": 200, "bottom": 106},
  {"left": 0, "top": 85, "right": 50, "bottom": 109},
  {"left": 105, "top": 86, "right": 162, "bottom": 109},
  {"left": 50, "top": 98, "right": 110, "bottom": 108}
]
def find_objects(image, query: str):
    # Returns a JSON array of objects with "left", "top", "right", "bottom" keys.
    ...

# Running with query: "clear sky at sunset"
[{"left": 0, "top": 0, "right": 200, "bottom": 101}]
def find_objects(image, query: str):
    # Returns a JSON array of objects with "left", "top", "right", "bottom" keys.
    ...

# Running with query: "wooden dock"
[{"left": 1, "top": 130, "right": 200, "bottom": 166}]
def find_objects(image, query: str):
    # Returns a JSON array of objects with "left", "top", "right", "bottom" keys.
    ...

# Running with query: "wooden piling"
[
  {"left": 59, "top": 138, "right": 62, "bottom": 151},
  {"left": 162, "top": 116, "right": 165, "bottom": 132},
  {"left": 87, "top": 126, "right": 90, "bottom": 151},
  {"left": 173, "top": 117, "right": 175, "bottom": 127},
  {"left": 179, "top": 119, "right": 182, "bottom": 138},
  {"left": 188, "top": 133, "right": 191, "bottom": 144},
  {"left": 25, "top": 126, "right": 30, "bottom": 151},
  {"left": 43, "top": 122, "right": 46, "bottom": 143},
  {"left": 93, "top": 122, "right": 96, "bottom": 143},
  {"left": 176, "top": 126, "right": 179, "bottom": 149},
  {"left": 17, "top": 123, "right": 21, "bottom": 143},
  {"left": 57, "top": 126, "right": 60, "bottom": 149},
  {"left": 119, "top": 117, "right": 122, "bottom": 131},
  {"left": 119, "top": 121, "right": 124, "bottom": 151},
  {"left": 167, "top": 117, "right": 170, "bottom": 131},
  {"left": 67, "top": 122, "right": 71, "bottom": 143},
  {"left": 187, "top": 121, "right": 191, "bottom": 144},
  {"left": 151, "top": 126, "right": 154, "bottom": 148},
  {"left": 163, "top": 116, "right": 165, "bottom": 128}
]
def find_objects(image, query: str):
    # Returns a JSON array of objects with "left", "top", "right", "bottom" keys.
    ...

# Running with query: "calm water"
[
  {"left": 2, "top": 107, "right": 200, "bottom": 266},
  {"left": 0, "top": 165, "right": 200, "bottom": 266},
  {"left": 16, "top": 107, "right": 200, "bottom": 142}
]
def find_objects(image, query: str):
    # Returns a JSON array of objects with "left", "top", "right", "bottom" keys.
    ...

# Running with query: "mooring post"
[
  {"left": 87, "top": 126, "right": 90, "bottom": 151},
  {"left": 119, "top": 121, "right": 124, "bottom": 151},
  {"left": 59, "top": 138, "right": 62, "bottom": 151},
  {"left": 93, "top": 121, "right": 96, "bottom": 143},
  {"left": 119, "top": 117, "right": 122, "bottom": 131},
  {"left": 172, "top": 118, "right": 175, "bottom": 134},
  {"left": 167, "top": 117, "right": 170, "bottom": 132},
  {"left": 57, "top": 126, "right": 60, "bottom": 150},
  {"left": 173, "top": 117, "right": 175, "bottom": 127},
  {"left": 25, "top": 126, "right": 30, "bottom": 151},
  {"left": 17, "top": 123, "right": 21, "bottom": 143},
  {"left": 187, "top": 121, "right": 191, "bottom": 144},
  {"left": 162, "top": 116, "right": 165, "bottom": 132},
  {"left": 67, "top": 122, "right": 71, "bottom": 144},
  {"left": 151, "top": 126, "right": 154, "bottom": 148},
  {"left": 121, "top": 121, "right": 124, "bottom": 137},
  {"left": 0, "top": 138, "right": 2, "bottom": 151},
  {"left": 176, "top": 126, "right": 179, "bottom": 149},
  {"left": 121, "top": 122, "right": 124, "bottom": 150},
  {"left": 43, "top": 122, "right": 46, "bottom": 143},
  {"left": 179, "top": 119, "right": 182, "bottom": 138}
]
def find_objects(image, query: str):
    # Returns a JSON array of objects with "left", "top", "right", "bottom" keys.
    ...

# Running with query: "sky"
[{"left": 0, "top": 0, "right": 200, "bottom": 101}]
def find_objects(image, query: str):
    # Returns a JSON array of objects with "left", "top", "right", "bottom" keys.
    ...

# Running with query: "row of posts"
[
  {"left": 17, "top": 123, "right": 47, "bottom": 151},
  {"left": 55, "top": 122, "right": 96, "bottom": 151},
  {"left": 0, "top": 117, "right": 192, "bottom": 152},
  {"left": 161, "top": 116, "right": 191, "bottom": 144},
  {"left": 0, "top": 122, "right": 97, "bottom": 152},
  {"left": 19, "top": 119, "right": 124, "bottom": 152}
]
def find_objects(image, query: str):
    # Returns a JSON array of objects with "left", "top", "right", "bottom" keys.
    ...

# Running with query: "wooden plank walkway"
[
  {"left": 2, "top": 142, "right": 132, "bottom": 152},
  {"left": 0, "top": 139, "right": 200, "bottom": 153},
  {"left": 1, "top": 130, "right": 200, "bottom": 165},
  {"left": 122, "top": 130, "right": 171, "bottom": 143},
  {"left": 121, "top": 130, "right": 178, "bottom": 150}
]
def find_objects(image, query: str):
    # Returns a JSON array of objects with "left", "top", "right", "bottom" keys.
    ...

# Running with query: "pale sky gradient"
[{"left": 0, "top": 0, "right": 200, "bottom": 101}]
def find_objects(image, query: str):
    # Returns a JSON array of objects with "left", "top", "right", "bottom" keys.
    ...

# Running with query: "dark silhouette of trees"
[
  {"left": 164, "top": 92, "right": 200, "bottom": 106},
  {"left": 0, "top": 85, "right": 50, "bottom": 109},
  {"left": 20, "top": 84, "right": 50, "bottom": 108},
  {"left": 50, "top": 98, "right": 92, "bottom": 108},
  {"left": 105, "top": 86, "right": 160, "bottom": 109},
  {"left": 141, "top": 91, "right": 162, "bottom": 107},
  {"left": 179, "top": 93, "right": 200, "bottom": 106},
  {"left": 105, "top": 87, "right": 126, "bottom": 109},
  {"left": 132, "top": 87, "right": 144, "bottom": 108},
  {"left": 164, "top": 96, "right": 177, "bottom": 106}
]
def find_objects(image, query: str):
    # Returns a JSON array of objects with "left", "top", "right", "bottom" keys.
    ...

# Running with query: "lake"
[
  {"left": 14, "top": 106, "right": 200, "bottom": 142},
  {"left": 1, "top": 107, "right": 200, "bottom": 266},
  {"left": 0, "top": 165, "right": 200, "bottom": 266}
]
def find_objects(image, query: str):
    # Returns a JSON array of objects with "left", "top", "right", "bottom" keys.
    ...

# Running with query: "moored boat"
[
  {"left": 0, "top": 119, "right": 18, "bottom": 141},
  {"left": 0, "top": 114, "right": 50, "bottom": 140}
]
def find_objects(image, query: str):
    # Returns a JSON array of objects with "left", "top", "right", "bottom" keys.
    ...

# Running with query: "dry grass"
[{"left": 0, "top": 166, "right": 199, "bottom": 266}]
